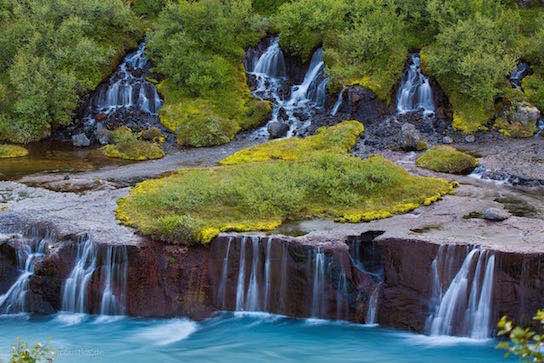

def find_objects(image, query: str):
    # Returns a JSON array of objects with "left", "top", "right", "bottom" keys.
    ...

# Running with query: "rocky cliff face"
[{"left": 1, "top": 228, "right": 542, "bottom": 335}]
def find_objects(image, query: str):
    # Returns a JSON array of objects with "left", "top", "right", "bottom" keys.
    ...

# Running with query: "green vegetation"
[
  {"left": 102, "top": 127, "right": 165, "bottom": 161},
  {"left": 9, "top": 339, "right": 55, "bottom": 363},
  {"left": 0, "top": 0, "right": 142, "bottom": 144},
  {"left": 221, "top": 120, "right": 364, "bottom": 165},
  {"left": 147, "top": 0, "right": 271, "bottom": 147},
  {"left": 416, "top": 146, "right": 478, "bottom": 175},
  {"left": 117, "top": 122, "right": 455, "bottom": 245},
  {"left": 0, "top": 144, "right": 28, "bottom": 158},
  {"left": 497, "top": 310, "right": 544, "bottom": 362}
]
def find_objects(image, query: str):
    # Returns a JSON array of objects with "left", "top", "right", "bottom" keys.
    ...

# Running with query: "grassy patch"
[
  {"left": 0, "top": 144, "right": 28, "bottom": 158},
  {"left": 102, "top": 127, "right": 165, "bottom": 161},
  {"left": 117, "top": 122, "right": 455, "bottom": 245},
  {"left": 221, "top": 120, "right": 363, "bottom": 165},
  {"left": 416, "top": 146, "right": 478, "bottom": 175}
]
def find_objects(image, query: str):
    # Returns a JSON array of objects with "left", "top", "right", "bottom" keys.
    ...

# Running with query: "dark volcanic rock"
[{"left": 267, "top": 121, "right": 290, "bottom": 139}]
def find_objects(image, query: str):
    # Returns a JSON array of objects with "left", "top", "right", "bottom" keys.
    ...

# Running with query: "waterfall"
[
  {"left": 0, "top": 237, "right": 48, "bottom": 314},
  {"left": 99, "top": 245, "right": 128, "bottom": 316},
  {"left": 335, "top": 269, "right": 349, "bottom": 320},
  {"left": 311, "top": 247, "right": 326, "bottom": 317},
  {"left": 426, "top": 246, "right": 496, "bottom": 338},
  {"left": 235, "top": 237, "right": 247, "bottom": 311},
  {"left": 217, "top": 237, "right": 232, "bottom": 307},
  {"left": 280, "top": 241, "right": 289, "bottom": 312},
  {"left": 510, "top": 62, "right": 530, "bottom": 88},
  {"left": 330, "top": 88, "right": 345, "bottom": 116},
  {"left": 245, "top": 237, "right": 261, "bottom": 311},
  {"left": 248, "top": 38, "right": 329, "bottom": 138},
  {"left": 62, "top": 237, "right": 98, "bottom": 313},
  {"left": 396, "top": 53, "right": 435, "bottom": 115},
  {"left": 85, "top": 41, "right": 162, "bottom": 120},
  {"left": 263, "top": 238, "right": 273, "bottom": 311},
  {"left": 366, "top": 285, "right": 380, "bottom": 325}
]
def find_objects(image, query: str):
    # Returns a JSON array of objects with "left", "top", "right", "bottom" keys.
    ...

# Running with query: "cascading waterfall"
[
  {"left": 263, "top": 238, "right": 273, "bottom": 311},
  {"left": 426, "top": 246, "right": 496, "bottom": 338},
  {"left": 280, "top": 241, "right": 289, "bottom": 312},
  {"left": 248, "top": 38, "right": 329, "bottom": 138},
  {"left": 217, "top": 237, "right": 233, "bottom": 307},
  {"left": 0, "top": 236, "right": 48, "bottom": 314},
  {"left": 366, "top": 285, "right": 380, "bottom": 325},
  {"left": 245, "top": 237, "right": 261, "bottom": 311},
  {"left": 311, "top": 247, "right": 326, "bottom": 317},
  {"left": 99, "top": 245, "right": 128, "bottom": 316},
  {"left": 396, "top": 53, "right": 435, "bottom": 115},
  {"left": 330, "top": 88, "right": 345, "bottom": 116},
  {"left": 85, "top": 41, "right": 162, "bottom": 121},
  {"left": 235, "top": 237, "right": 248, "bottom": 311},
  {"left": 510, "top": 62, "right": 531, "bottom": 88},
  {"left": 62, "top": 237, "right": 98, "bottom": 313}
]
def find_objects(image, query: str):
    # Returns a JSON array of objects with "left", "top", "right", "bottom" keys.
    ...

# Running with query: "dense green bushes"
[{"left": 0, "top": 0, "right": 141, "bottom": 143}]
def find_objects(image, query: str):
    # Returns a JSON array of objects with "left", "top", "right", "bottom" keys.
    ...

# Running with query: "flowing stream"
[
  {"left": 248, "top": 37, "right": 328, "bottom": 138},
  {"left": 396, "top": 53, "right": 435, "bottom": 115}
]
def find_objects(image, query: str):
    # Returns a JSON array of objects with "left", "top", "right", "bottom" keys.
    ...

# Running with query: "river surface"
[{"left": 0, "top": 312, "right": 504, "bottom": 362}]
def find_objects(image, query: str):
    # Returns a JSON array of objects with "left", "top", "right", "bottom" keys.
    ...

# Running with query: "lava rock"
[
  {"left": 483, "top": 208, "right": 511, "bottom": 222},
  {"left": 443, "top": 136, "right": 453, "bottom": 144},
  {"left": 268, "top": 121, "right": 290, "bottom": 139},
  {"left": 71, "top": 133, "right": 91, "bottom": 147},
  {"left": 512, "top": 102, "right": 541, "bottom": 127},
  {"left": 399, "top": 123, "right": 427, "bottom": 151},
  {"left": 95, "top": 123, "right": 112, "bottom": 145},
  {"left": 465, "top": 135, "right": 476, "bottom": 143}
]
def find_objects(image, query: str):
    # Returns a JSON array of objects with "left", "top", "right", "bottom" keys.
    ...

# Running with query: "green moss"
[
  {"left": 522, "top": 74, "right": 544, "bottom": 112},
  {"left": 416, "top": 146, "right": 478, "bottom": 175},
  {"left": 221, "top": 120, "right": 364, "bottom": 165},
  {"left": 102, "top": 127, "right": 165, "bottom": 161},
  {"left": 0, "top": 144, "right": 29, "bottom": 158},
  {"left": 449, "top": 95, "right": 492, "bottom": 134},
  {"left": 117, "top": 123, "right": 455, "bottom": 245},
  {"left": 494, "top": 117, "right": 537, "bottom": 138}
]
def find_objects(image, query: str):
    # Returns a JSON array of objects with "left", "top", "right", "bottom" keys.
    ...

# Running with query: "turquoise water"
[{"left": 0, "top": 312, "right": 504, "bottom": 362}]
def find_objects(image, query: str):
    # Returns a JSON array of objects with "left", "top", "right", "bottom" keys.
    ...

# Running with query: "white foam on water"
[
  {"left": 54, "top": 312, "right": 89, "bottom": 326},
  {"left": 402, "top": 333, "right": 491, "bottom": 347},
  {"left": 133, "top": 319, "right": 198, "bottom": 346},
  {"left": 93, "top": 315, "right": 126, "bottom": 324}
]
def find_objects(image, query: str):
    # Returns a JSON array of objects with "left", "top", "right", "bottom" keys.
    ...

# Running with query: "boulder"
[
  {"left": 512, "top": 102, "right": 541, "bottom": 127},
  {"left": 95, "top": 123, "right": 112, "bottom": 145},
  {"left": 399, "top": 123, "right": 427, "bottom": 151},
  {"left": 443, "top": 136, "right": 453, "bottom": 144},
  {"left": 483, "top": 208, "right": 511, "bottom": 222},
  {"left": 71, "top": 133, "right": 91, "bottom": 147},
  {"left": 268, "top": 121, "right": 290, "bottom": 139},
  {"left": 465, "top": 135, "right": 476, "bottom": 143}
]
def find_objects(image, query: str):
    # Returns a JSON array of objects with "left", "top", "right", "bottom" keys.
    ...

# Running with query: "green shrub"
[
  {"left": 102, "top": 127, "right": 164, "bottom": 161},
  {"left": 117, "top": 123, "right": 455, "bottom": 245},
  {"left": 0, "top": 144, "right": 28, "bottom": 158},
  {"left": 522, "top": 74, "right": 544, "bottom": 112},
  {"left": 416, "top": 146, "right": 478, "bottom": 174},
  {"left": 497, "top": 310, "right": 544, "bottom": 363}
]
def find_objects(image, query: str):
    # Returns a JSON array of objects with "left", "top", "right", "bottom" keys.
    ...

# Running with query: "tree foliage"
[
  {"left": 0, "top": 0, "right": 140, "bottom": 143},
  {"left": 497, "top": 310, "right": 544, "bottom": 363}
]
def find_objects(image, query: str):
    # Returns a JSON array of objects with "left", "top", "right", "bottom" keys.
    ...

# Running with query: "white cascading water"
[
  {"left": 280, "top": 241, "right": 289, "bottom": 312},
  {"left": 0, "top": 236, "right": 48, "bottom": 314},
  {"left": 426, "top": 246, "right": 496, "bottom": 338},
  {"left": 62, "top": 237, "right": 98, "bottom": 313},
  {"left": 311, "top": 247, "right": 326, "bottom": 317},
  {"left": 330, "top": 87, "right": 345, "bottom": 116},
  {"left": 366, "top": 285, "right": 380, "bottom": 325},
  {"left": 248, "top": 37, "right": 328, "bottom": 138},
  {"left": 235, "top": 237, "right": 248, "bottom": 311},
  {"left": 510, "top": 62, "right": 530, "bottom": 88},
  {"left": 245, "top": 237, "right": 261, "bottom": 311},
  {"left": 263, "top": 237, "right": 273, "bottom": 311},
  {"left": 396, "top": 53, "right": 435, "bottom": 115},
  {"left": 85, "top": 41, "right": 162, "bottom": 120},
  {"left": 335, "top": 269, "right": 349, "bottom": 320},
  {"left": 217, "top": 237, "right": 233, "bottom": 307},
  {"left": 99, "top": 245, "right": 128, "bottom": 316}
]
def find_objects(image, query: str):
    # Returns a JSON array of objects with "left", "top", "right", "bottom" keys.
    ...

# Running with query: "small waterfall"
[
  {"left": 366, "top": 285, "right": 380, "bottom": 325},
  {"left": 426, "top": 246, "right": 496, "bottom": 338},
  {"left": 248, "top": 38, "right": 329, "bottom": 138},
  {"left": 311, "top": 247, "right": 326, "bottom": 317},
  {"left": 280, "top": 241, "right": 289, "bottom": 312},
  {"left": 217, "top": 237, "right": 233, "bottom": 307},
  {"left": 335, "top": 269, "right": 349, "bottom": 320},
  {"left": 85, "top": 41, "right": 162, "bottom": 121},
  {"left": 396, "top": 53, "right": 435, "bottom": 115},
  {"left": 235, "top": 237, "right": 248, "bottom": 311},
  {"left": 510, "top": 62, "right": 531, "bottom": 88},
  {"left": 62, "top": 237, "right": 98, "bottom": 313},
  {"left": 263, "top": 238, "right": 273, "bottom": 311},
  {"left": 245, "top": 237, "right": 261, "bottom": 311},
  {"left": 330, "top": 88, "right": 345, "bottom": 116},
  {"left": 0, "top": 237, "right": 48, "bottom": 314},
  {"left": 99, "top": 245, "right": 128, "bottom": 316}
]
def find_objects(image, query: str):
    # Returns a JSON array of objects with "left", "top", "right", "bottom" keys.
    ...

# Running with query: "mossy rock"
[
  {"left": 494, "top": 117, "right": 537, "bottom": 138},
  {"left": 102, "top": 127, "right": 165, "bottom": 161},
  {"left": 117, "top": 123, "right": 455, "bottom": 245},
  {"left": 0, "top": 144, "right": 29, "bottom": 158},
  {"left": 416, "top": 146, "right": 478, "bottom": 175}
]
